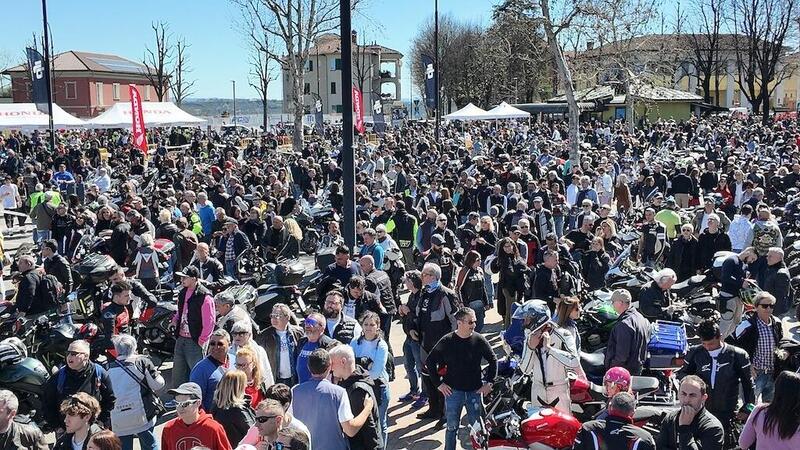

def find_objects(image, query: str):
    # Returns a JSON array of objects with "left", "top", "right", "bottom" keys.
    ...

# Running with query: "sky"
[{"left": 2, "top": 0, "right": 493, "bottom": 100}]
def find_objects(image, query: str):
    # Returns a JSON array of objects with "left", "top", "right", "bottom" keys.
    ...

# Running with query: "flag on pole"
[
  {"left": 352, "top": 87, "right": 365, "bottom": 134},
  {"left": 421, "top": 54, "right": 436, "bottom": 110},
  {"left": 314, "top": 97, "right": 324, "bottom": 135},
  {"left": 25, "top": 47, "right": 50, "bottom": 115},
  {"left": 372, "top": 95, "right": 386, "bottom": 135},
  {"left": 129, "top": 84, "right": 149, "bottom": 155}
]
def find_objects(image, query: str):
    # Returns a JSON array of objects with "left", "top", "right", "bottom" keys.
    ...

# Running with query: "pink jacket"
[{"left": 739, "top": 405, "right": 800, "bottom": 450}]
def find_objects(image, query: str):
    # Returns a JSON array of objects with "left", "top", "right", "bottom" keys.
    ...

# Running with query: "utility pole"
[
  {"left": 231, "top": 80, "right": 237, "bottom": 124},
  {"left": 41, "top": 0, "right": 55, "bottom": 152},
  {"left": 434, "top": 0, "right": 440, "bottom": 143},
  {"left": 340, "top": 0, "right": 356, "bottom": 249}
]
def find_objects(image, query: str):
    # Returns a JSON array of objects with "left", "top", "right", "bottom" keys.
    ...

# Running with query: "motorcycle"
[
  {"left": 69, "top": 252, "right": 119, "bottom": 320},
  {"left": 605, "top": 245, "right": 656, "bottom": 301},
  {"left": 0, "top": 337, "right": 49, "bottom": 427},
  {"left": 138, "top": 288, "right": 177, "bottom": 364},
  {"left": 251, "top": 260, "right": 315, "bottom": 328},
  {"left": 21, "top": 313, "right": 80, "bottom": 371}
]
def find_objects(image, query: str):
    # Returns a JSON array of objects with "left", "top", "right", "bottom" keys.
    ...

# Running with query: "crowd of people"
[{"left": 0, "top": 113, "right": 798, "bottom": 450}]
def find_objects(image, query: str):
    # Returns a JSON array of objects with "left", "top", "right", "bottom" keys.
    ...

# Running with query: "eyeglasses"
[
  {"left": 270, "top": 313, "right": 287, "bottom": 318},
  {"left": 255, "top": 414, "right": 280, "bottom": 423},
  {"left": 232, "top": 331, "right": 250, "bottom": 336},
  {"left": 176, "top": 399, "right": 199, "bottom": 409},
  {"left": 235, "top": 362, "right": 252, "bottom": 369},
  {"left": 758, "top": 303, "right": 775, "bottom": 309},
  {"left": 66, "top": 350, "right": 87, "bottom": 357},
  {"left": 208, "top": 341, "right": 226, "bottom": 347}
]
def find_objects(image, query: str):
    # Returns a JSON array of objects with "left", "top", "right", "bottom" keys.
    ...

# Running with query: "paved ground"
[{"left": 3, "top": 222, "right": 798, "bottom": 450}]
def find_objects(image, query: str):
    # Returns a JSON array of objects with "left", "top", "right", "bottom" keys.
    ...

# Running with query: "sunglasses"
[
  {"left": 304, "top": 318, "right": 321, "bottom": 327},
  {"left": 270, "top": 443, "right": 292, "bottom": 450},
  {"left": 208, "top": 341, "right": 226, "bottom": 347},
  {"left": 758, "top": 303, "right": 775, "bottom": 309},
  {"left": 255, "top": 414, "right": 279, "bottom": 423},
  {"left": 176, "top": 399, "right": 198, "bottom": 409},
  {"left": 232, "top": 331, "right": 250, "bottom": 336},
  {"left": 460, "top": 320, "right": 477, "bottom": 325}
]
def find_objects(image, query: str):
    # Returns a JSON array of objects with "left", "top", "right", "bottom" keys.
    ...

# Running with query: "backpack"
[
  {"left": 56, "top": 363, "right": 103, "bottom": 396},
  {"left": 354, "top": 378, "right": 383, "bottom": 411},
  {"left": 36, "top": 273, "right": 62, "bottom": 308}
]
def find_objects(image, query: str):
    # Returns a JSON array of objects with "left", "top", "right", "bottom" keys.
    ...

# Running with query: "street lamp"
[{"left": 231, "top": 80, "right": 237, "bottom": 125}]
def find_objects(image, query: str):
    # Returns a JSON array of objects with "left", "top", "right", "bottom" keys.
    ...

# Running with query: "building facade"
[
  {"left": 3, "top": 51, "right": 165, "bottom": 118},
  {"left": 281, "top": 33, "right": 403, "bottom": 115}
]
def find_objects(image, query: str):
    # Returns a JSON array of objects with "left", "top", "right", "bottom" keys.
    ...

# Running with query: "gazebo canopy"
[
  {"left": 443, "top": 103, "right": 491, "bottom": 121},
  {"left": 484, "top": 102, "right": 531, "bottom": 119},
  {"left": 0, "top": 103, "right": 86, "bottom": 130},
  {"left": 86, "top": 101, "right": 206, "bottom": 128}
]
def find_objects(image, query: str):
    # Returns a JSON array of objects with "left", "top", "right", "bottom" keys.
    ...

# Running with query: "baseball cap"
[
  {"left": 532, "top": 196, "right": 543, "bottom": 203},
  {"left": 175, "top": 266, "right": 201, "bottom": 279},
  {"left": 430, "top": 234, "right": 445, "bottom": 246},
  {"left": 225, "top": 217, "right": 239, "bottom": 225},
  {"left": 168, "top": 382, "right": 202, "bottom": 400}
]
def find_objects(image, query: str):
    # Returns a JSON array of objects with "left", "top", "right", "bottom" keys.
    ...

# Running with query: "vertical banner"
[
  {"left": 421, "top": 54, "right": 436, "bottom": 110},
  {"left": 372, "top": 95, "right": 386, "bottom": 135},
  {"left": 129, "top": 84, "right": 149, "bottom": 155},
  {"left": 314, "top": 97, "right": 324, "bottom": 135},
  {"left": 352, "top": 87, "right": 365, "bottom": 134},
  {"left": 25, "top": 47, "right": 50, "bottom": 114}
]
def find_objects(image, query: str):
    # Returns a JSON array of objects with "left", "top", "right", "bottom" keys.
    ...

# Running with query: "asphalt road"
[{"left": 3, "top": 223, "right": 798, "bottom": 450}]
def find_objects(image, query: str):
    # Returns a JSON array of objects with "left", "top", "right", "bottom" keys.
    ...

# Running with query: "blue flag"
[
  {"left": 421, "top": 54, "right": 436, "bottom": 110},
  {"left": 26, "top": 47, "right": 50, "bottom": 115}
]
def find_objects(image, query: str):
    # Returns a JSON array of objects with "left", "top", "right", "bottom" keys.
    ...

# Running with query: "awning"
[
  {"left": 443, "top": 103, "right": 491, "bottom": 121},
  {"left": 86, "top": 101, "right": 206, "bottom": 128},
  {"left": 0, "top": 103, "right": 86, "bottom": 130},
  {"left": 483, "top": 102, "right": 531, "bottom": 119}
]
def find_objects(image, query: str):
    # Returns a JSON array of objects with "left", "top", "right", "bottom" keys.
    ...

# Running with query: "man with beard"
[
  {"left": 423, "top": 234, "right": 456, "bottom": 287},
  {"left": 322, "top": 291, "right": 362, "bottom": 345}
]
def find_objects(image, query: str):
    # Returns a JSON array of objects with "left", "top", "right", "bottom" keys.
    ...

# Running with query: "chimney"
[
  {"left": 586, "top": 41, "right": 594, "bottom": 51},
  {"left": 351, "top": 30, "right": 358, "bottom": 44}
]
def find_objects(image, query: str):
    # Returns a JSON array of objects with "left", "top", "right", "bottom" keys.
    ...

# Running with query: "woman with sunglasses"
[
  {"left": 211, "top": 370, "right": 256, "bottom": 447},
  {"left": 235, "top": 347, "right": 269, "bottom": 409},
  {"left": 351, "top": 311, "right": 391, "bottom": 448},
  {"left": 455, "top": 250, "right": 490, "bottom": 332},
  {"left": 490, "top": 237, "right": 528, "bottom": 327},
  {"left": 228, "top": 320, "right": 274, "bottom": 381},
  {"left": 53, "top": 392, "right": 102, "bottom": 450}
]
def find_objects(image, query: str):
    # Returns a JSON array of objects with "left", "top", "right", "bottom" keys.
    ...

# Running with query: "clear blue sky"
[{"left": 2, "top": 0, "right": 492, "bottom": 100}]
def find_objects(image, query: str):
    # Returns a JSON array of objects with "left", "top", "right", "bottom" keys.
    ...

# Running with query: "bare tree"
[
  {"left": 143, "top": 21, "right": 173, "bottom": 102},
  {"left": 248, "top": 33, "right": 279, "bottom": 131},
  {"left": 729, "top": 0, "right": 798, "bottom": 123},
  {"left": 233, "top": 0, "right": 358, "bottom": 153},
  {"left": 687, "top": 0, "right": 724, "bottom": 104},
  {"left": 170, "top": 38, "right": 196, "bottom": 106}
]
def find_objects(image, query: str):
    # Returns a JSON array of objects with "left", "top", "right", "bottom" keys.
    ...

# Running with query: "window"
[
  {"left": 112, "top": 83, "right": 120, "bottom": 100},
  {"left": 143, "top": 85, "right": 151, "bottom": 101},
  {"left": 333, "top": 104, "right": 343, "bottom": 113},
  {"left": 330, "top": 58, "right": 342, "bottom": 71},
  {"left": 96, "top": 82, "right": 104, "bottom": 105},
  {"left": 65, "top": 81, "right": 77, "bottom": 100},
  {"left": 306, "top": 60, "right": 314, "bottom": 72},
  {"left": 330, "top": 82, "right": 337, "bottom": 95},
  {"left": 304, "top": 83, "right": 311, "bottom": 95}
]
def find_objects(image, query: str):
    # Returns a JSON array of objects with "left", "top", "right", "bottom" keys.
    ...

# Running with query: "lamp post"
[
  {"left": 231, "top": 80, "right": 237, "bottom": 125},
  {"left": 340, "top": 0, "right": 356, "bottom": 249},
  {"left": 434, "top": 0, "right": 440, "bottom": 143}
]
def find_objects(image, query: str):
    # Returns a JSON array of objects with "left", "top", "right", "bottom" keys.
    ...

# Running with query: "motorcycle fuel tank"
[
  {"left": 520, "top": 408, "right": 581, "bottom": 449},
  {"left": 0, "top": 357, "right": 49, "bottom": 385}
]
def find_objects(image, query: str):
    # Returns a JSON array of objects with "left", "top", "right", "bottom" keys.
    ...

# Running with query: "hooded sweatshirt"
[{"left": 160, "top": 411, "right": 232, "bottom": 450}]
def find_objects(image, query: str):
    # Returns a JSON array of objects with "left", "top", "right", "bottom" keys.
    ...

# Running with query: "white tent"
[
  {"left": 443, "top": 103, "right": 492, "bottom": 121},
  {"left": 484, "top": 101, "right": 530, "bottom": 119},
  {"left": 0, "top": 103, "right": 86, "bottom": 130},
  {"left": 87, "top": 101, "right": 206, "bottom": 128}
]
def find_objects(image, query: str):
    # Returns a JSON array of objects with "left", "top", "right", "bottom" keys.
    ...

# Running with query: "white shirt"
[
  {"left": 275, "top": 330, "right": 292, "bottom": 379},
  {"left": 707, "top": 345, "right": 723, "bottom": 388},
  {"left": 0, "top": 184, "right": 18, "bottom": 209},
  {"left": 566, "top": 184, "right": 579, "bottom": 207}
]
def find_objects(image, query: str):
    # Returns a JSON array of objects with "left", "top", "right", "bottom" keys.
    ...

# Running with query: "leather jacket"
[
  {"left": 520, "top": 327, "right": 581, "bottom": 411},
  {"left": 678, "top": 343, "right": 755, "bottom": 419}
]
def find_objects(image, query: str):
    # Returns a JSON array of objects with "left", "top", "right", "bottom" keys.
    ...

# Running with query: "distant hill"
[{"left": 181, "top": 98, "right": 283, "bottom": 117}]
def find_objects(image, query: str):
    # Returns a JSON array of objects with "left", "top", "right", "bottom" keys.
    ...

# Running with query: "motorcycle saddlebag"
[
  {"left": 73, "top": 253, "right": 118, "bottom": 283},
  {"left": 648, "top": 320, "right": 688, "bottom": 367},
  {"left": 275, "top": 261, "right": 305, "bottom": 286}
]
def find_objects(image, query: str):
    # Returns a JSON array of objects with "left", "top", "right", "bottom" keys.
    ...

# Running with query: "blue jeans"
[
  {"left": 225, "top": 259, "right": 237, "bottom": 279},
  {"left": 120, "top": 428, "right": 157, "bottom": 450},
  {"left": 378, "top": 383, "right": 391, "bottom": 449},
  {"left": 172, "top": 336, "right": 204, "bottom": 387},
  {"left": 483, "top": 272, "right": 495, "bottom": 306},
  {"left": 33, "top": 229, "right": 50, "bottom": 244},
  {"left": 754, "top": 371, "right": 775, "bottom": 403},
  {"left": 554, "top": 216, "right": 565, "bottom": 238},
  {"left": 468, "top": 300, "right": 486, "bottom": 333},
  {"left": 403, "top": 338, "right": 423, "bottom": 395},
  {"left": 444, "top": 390, "right": 483, "bottom": 450}
]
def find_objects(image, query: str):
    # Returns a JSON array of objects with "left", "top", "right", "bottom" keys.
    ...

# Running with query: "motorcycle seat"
[
  {"left": 630, "top": 376, "right": 660, "bottom": 396},
  {"left": 632, "top": 404, "right": 668, "bottom": 422},
  {"left": 580, "top": 351, "right": 606, "bottom": 376}
]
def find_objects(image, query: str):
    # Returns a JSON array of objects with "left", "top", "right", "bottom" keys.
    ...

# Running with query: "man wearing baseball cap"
[
  {"left": 161, "top": 382, "right": 231, "bottom": 450},
  {"left": 171, "top": 266, "right": 216, "bottom": 394}
]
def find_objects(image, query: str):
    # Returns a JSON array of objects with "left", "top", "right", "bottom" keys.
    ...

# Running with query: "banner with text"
[
  {"left": 421, "top": 54, "right": 436, "bottom": 110},
  {"left": 352, "top": 87, "right": 365, "bottom": 134},
  {"left": 25, "top": 47, "right": 50, "bottom": 115},
  {"left": 129, "top": 84, "right": 149, "bottom": 155}
]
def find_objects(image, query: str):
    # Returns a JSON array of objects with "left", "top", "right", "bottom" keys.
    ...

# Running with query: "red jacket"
[{"left": 161, "top": 411, "right": 232, "bottom": 450}]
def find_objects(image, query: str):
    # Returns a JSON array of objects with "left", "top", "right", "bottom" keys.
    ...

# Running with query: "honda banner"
[
  {"left": 25, "top": 47, "right": 50, "bottom": 115},
  {"left": 129, "top": 84, "right": 149, "bottom": 155},
  {"left": 352, "top": 87, "right": 365, "bottom": 134},
  {"left": 421, "top": 54, "right": 436, "bottom": 110}
]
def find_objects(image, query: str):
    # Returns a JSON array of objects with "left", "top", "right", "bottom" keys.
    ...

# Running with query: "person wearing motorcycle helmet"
[
  {"left": 518, "top": 300, "right": 581, "bottom": 414},
  {"left": 604, "top": 367, "right": 632, "bottom": 398},
  {"left": 573, "top": 392, "right": 656, "bottom": 450}
]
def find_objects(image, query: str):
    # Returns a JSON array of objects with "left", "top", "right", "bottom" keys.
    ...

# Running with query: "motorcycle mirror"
[{"left": 67, "top": 292, "right": 78, "bottom": 302}]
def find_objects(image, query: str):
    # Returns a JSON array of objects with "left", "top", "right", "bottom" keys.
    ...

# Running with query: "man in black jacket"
[
  {"left": 573, "top": 392, "right": 655, "bottom": 450},
  {"left": 262, "top": 215, "right": 289, "bottom": 263},
  {"left": 679, "top": 320, "right": 755, "bottom": 446},
  {"left": 322, "top": 291, "right": 362, "bottom": 345},
  {"left": 760, "top": 247, "right": 792, "bottom": 315},
  {"left": 330, "top": 345, "right": 382, "bottom": 450},
  {"left": 217, "top": 218, "right": 251, "bottom": 279},
  {"left": 657, "top": 376, "right": 724, "bottom": 450},
  {"left": 359, "top": 256, "right": 396, "bottom": 333},
  {"left": 532, "top": 250, "right": 560, "bottom": 309},
  {"left": 0, "top": 390, "right": 49, "bottom": 450},
  {"left": 14, "top": 255, "right": 47, "bottom": 317},
  {"left": 604, "top": 289, "right": 651, "bottom": 375},
  {"left": 638, "top": 268, "right": 677, "bottom": 321},
  {"left": 188, "top": 242, "right": 226, "bottom": 291},
  {"left": 42, "top": 340, "right": 115, "bottom": 431},
  {"left": 42, "top": 239, "right": 73, "bottom": 294}
]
